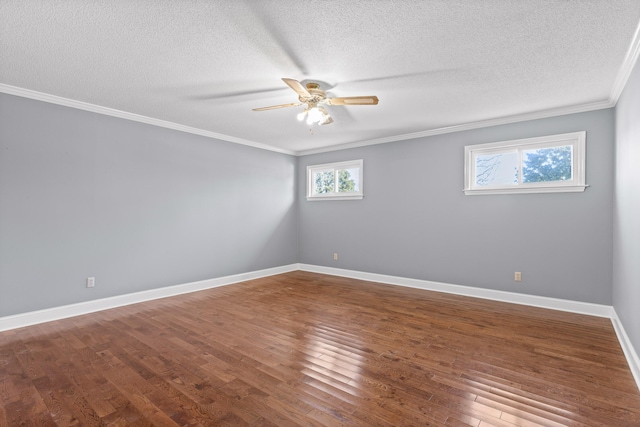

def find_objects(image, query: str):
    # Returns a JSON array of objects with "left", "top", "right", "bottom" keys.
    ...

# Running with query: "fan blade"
[
  {"left": 282, "top": 78, "right": 311, "bottom": 98},
  {"left": 252, "top": 102, "right": 301, "bottom": 111},
  {"left": 327, "top": 96, "right": 379, "bottom": 106}
]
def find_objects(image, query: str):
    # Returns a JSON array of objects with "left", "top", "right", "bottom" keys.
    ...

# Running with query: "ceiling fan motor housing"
[
  {"left": 301, "top": 82, "right": 326, "bottom": 103},
  {"left": 251, "top": 78, "right": 378, "bottom": 119}
]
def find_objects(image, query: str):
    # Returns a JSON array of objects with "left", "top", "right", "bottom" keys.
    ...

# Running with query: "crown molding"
[
  {"left": 0, "top": 82, "right": 618, "bottom": 158},
  {"left": 298, "top": 19, "right": 640, "bottom": 156},
  {"left": 295, "top": 99, "right": 614, "bottom": 156},
  {"left": 609, "top": 20, "right": 640, "bottom": 105},
  {"left": 4, "top": 33, "right": 637, "bottom": 160},
  {"left": 0, "top": 84, "right": 296, "bottom": 156}
]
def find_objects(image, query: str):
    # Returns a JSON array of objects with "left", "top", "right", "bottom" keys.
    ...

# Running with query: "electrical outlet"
[
  {"left": 86, "top": 277, "right": 95, "bottom": 288},
  {"left": 514, "top": 272, "right": 522, "bottom": 282},
  {"left": 333, "top": 253, "right": 338, "bottom": 261}
]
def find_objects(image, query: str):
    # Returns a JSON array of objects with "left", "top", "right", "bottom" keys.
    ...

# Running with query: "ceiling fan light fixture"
[
  {"left": 317, "top": 106, "right": 332, "bottom": 125},
  {"left": 304, "top": 106, "right": 332, "bottom": 126},
  {"left": 252, "top": 78, "right": 377, "bottom": 126},
  {"left": 307, "top": 106, "right": 323, "bottom": 124}
]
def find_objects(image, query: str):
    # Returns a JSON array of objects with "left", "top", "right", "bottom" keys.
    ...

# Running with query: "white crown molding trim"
[
  {"left": 296, "top": 100, "right": 613, "bottom": 156},
  {"left": 0, "top": 84, "right": 296, "bottom": 156},
  {"left": 0, "top": 264, "right": 298, "bottom": 332},
  {"left": 298, "top": 264, "right": 613, "bottom": 317},
  {"left": 299, "top": 22, "right": 640, "bottom": 158},
  {"left": 609, "top": 20, "right": 640, "bottom": 105},
  {"left": 611, "top": 310, "right": 640, "bottom": 392},
  {"left": 0, "top": 83, "right": 615, "bottom": 158}
]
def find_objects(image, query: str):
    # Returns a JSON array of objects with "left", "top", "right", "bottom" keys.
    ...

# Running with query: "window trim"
[
  {"left": 463, "top": 131, "right": 587, "bottom": 195},
  {"left": 307, "top": 159, "right": 364, "bottom": 201}
]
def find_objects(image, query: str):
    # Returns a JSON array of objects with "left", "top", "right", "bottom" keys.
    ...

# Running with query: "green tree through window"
[
  {"left": 314, "top": 171, "right": 334, "bottom": 194},
  {"left": 314, "top": 170, "right": 356, "bottom": 193},
  {"left": 464, "top": 132, "right": 585, "bottom": 195},
  {"left": 338, "top": 170, "right": 356, "bottom": 192},
  {"left": 307, "top": 159, "right": 363, "bottom": 200},
  {"left": 522, "top": 146, "right": 572, "bottom": 183}
]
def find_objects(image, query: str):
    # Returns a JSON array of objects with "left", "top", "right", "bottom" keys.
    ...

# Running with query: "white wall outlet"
[
  {"left": 333, "top": 253, "right": 338, "bottom": 261},
  {"left": 86, "top": 277, "right": 95, "bottom": 288},
  {"left": 514, "top": 272, "right": 522, "bottom": 282}
]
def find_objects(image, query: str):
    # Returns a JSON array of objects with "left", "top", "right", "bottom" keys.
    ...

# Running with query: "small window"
[
  {"left": 307, "top": 159, "right": 363, "bottom": 200},
  {"left": 464, "top": 131, "right": 587, "bottom": 195}
]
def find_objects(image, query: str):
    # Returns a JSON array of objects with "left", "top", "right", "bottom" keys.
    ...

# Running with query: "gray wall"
[
  {"left": 0, "top": 90, "right": 621, "bottom": 318},
  {"left": 614, "top": 59, "right": 640, "bottom": 354},
  {"left": 0, "top": 93, "right": 298, "bottom": 317},
  {"left": 298, "top": 109, "right": 615, "bottom": 304}
]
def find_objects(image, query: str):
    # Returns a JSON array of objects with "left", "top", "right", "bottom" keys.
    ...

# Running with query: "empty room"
[{"left": 2, "top": 1, "right": 640, "bottom": 426}]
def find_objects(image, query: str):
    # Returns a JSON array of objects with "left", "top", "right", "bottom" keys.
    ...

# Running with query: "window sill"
[
  {"left": 306, "top": 194, "right": 364, "bottom": 201},
  {"left": 463, "top": 185, "right": 588, "bottom": 196}
]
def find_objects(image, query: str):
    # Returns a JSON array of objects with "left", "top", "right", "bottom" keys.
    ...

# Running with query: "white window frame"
[
  {"left": 464, "top": 131, "right": 587, "bottom": 195},
  {"left": 307, "top": 159, "right": 364, "bottom": 201}
]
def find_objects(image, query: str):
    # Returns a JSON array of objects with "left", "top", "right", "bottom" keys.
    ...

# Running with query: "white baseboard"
[
  {"left": 1, "top": 262, "right": 638, "bottom": 393},
  {"left": 297, "top": 263, "right": 639, "bottom": 392},
  {"left": 0, "top": 264, "right": 298, "bottom": 332},
  {"left": 611, "top": 310, "right": 640, "bottom": 392},
  {"left": 298, "top": 264, "right": 614, "bottom": 317}
]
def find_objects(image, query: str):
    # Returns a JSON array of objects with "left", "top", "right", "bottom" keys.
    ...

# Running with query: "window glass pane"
[
  {"left": 475, "top": 152, "right": 518, "bottom": 187},
  {"left": 522, "top": 146, "right": 572, "bottom": 183},
  {"left": 307, "top": 159, "right": 363, "bottom": 200},
  {"left": 337, "top": 167, "right": 359, "bottom": 193},
  {"left": 464, "top": 132, "right": 585, "bottom": 195},
  {"left": 313, "top": 170, "right": 334, "bottom": 194}
]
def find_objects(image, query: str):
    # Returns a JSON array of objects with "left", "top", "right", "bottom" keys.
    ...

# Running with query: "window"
[
  {"left": 464, "top": 131, "right": 587, "bottom": 195},
  {"left": 307, "top": 159, "right": 363, "bottom": 200}
]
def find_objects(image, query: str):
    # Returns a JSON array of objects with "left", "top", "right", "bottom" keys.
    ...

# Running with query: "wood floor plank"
[
  {"left": 1, "top": 271, "right": 640, "bottom": 425},
  {"left": 2, "top": 350, "right": 57, "bottom": 426}
]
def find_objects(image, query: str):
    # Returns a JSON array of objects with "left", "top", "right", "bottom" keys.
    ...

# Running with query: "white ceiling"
[{"left": 2, "top": 1, "right": 640, "bottom": 155}]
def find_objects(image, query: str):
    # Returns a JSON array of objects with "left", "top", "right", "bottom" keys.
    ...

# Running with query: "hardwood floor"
[{"left": 1, "top": 271, "right": 639, "bottom": 426}]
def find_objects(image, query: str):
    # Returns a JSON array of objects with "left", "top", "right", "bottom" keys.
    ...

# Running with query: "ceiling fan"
[{"left": 252, "top": 78, "right": 379, "bottom": 126}]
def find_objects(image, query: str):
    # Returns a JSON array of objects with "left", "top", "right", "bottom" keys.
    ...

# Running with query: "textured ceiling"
[{"left": 1, "top": 1, "right": 640, "bottom": 155}]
